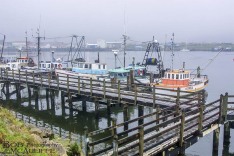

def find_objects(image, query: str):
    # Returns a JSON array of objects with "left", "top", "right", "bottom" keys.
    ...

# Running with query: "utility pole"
[{"left": 123, "top": 34, "right": 127, "bottom": 68}]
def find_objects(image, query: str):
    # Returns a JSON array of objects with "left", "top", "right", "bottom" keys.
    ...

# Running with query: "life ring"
[
  {"left": 138, "top": 69, "right": 143, "bottom": 76},
  {"left": 58, "top": 64, "right": 62, "bottom": 69}
]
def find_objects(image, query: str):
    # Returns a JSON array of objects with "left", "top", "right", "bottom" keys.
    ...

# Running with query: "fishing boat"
[
  {"left": 6, "top": 57, "right": 35, "bottom": 70},
  {"left": 55, "top": 61, "right": 108, "bottom": 80},
  {"left": 145, "top": 34, "right": 208, "bottom": 93},
  {"left": 107, "top": 63, "right": 149, "bottom": 84},
  {"left": 152, "top": 67, "right": 208, "bottom": 92}
]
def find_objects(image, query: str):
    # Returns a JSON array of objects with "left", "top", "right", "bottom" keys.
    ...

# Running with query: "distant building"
[
  {"left": 97, "top": 39, "right": 106, "bottom": 48},
  {"left": 86, "top": 43, "right": 98, "bottom": 49},
  {"left": 12, "top": 41, "right": 25, "bottom": 49},
  {"left": 106, "top": 42, "right": 122, "bottom": 49}
]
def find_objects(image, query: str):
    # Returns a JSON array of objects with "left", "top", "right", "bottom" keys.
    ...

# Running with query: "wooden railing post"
[
  {"left": 179, "top": 111, "right": 185, "bottom": 147},
  {"left": 0, "top": 68, "right": 2, "bottom": 79},
  {"left": 134, "top": 84, "right": 137, "bottom": 105},
  {"left": 57, "top": 74, "right": 59, "bottom": 90},
  {"left": 48, "top": 72, "right": 51, "bottom": 88},
  {"left": 118, "top": 80, "right": 120, "bottom": 103},
  {"left": 6, "top": 69, "right": 8, "bottom": 80},
  {"left": 11, "top": 69, "right": 14, "bottom": 81},
  {"left": 32, "top": 71, "right": 35, "bottom": 85},
  {"left": 103, "top": 79, "right": 106, "bottom": 98},
  {"left": 67, "top": 75, "right": 69, "bottom": 92},
  {"left": 18, "top": 69, "right": 21, "bottom": 82},
  {"left": 219, "top": 94, "right": 224, "bottom": 124},
  {"left": 111, "top": 118, "right": 117, "bottom": 136},
  {"left": 156, "top": 105, "right": 160, "bottom": 124},
  {"left": 176, "top": 87, "right": 180, "bottom": 116},
  {"left": 90, "top": 78, "right": 92, "bottom": 96},
  {"left": 78, "top": 76, "right": 80, "bottom": 94},
  {"left": 198, "top": 103, "right": 204, "bottom": 136},
  {"left": 139, "top": 126, "right": 144, "bottom": 156},
  {"left": 197, "top": 91, "right": 204, "bottom": 136},
  {"left": 25, "top": 70, "right": 28, "bottom": 84},
  {"left": 113, "top": 135, "right": 118, "bottom": 156},
  {"left": 40, "top": 73, "right": 42, "bottom": 86},
  {"left": 153, "top": 85, "right": 156, "bottom": 108},
  {"left": 223, "top": 92, "right": 228, "bottom": 122}
]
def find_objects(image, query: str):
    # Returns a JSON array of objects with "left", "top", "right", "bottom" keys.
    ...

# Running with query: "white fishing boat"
[{"left": 6, "top": 57, "right": 35, "bottom": 70}]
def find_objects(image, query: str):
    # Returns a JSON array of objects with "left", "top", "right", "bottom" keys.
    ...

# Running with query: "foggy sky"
[{"left": 1, "top": 0, "right": 234, "bottom": 43}]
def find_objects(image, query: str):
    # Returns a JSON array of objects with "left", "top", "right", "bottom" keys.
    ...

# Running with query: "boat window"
[
  {"left": 168, "top": 74, "right": 170, "bottom": 79},
  {"left": 98, "top": 65, "right": 101, "bottom": 69},
  {"left": 180, "top": 74, "right": 182, "bottom": 79},
  {"left": 103, "top": 65, "right": 106, "bottom": 69},
  {"left": 48, "top": 64, "right": 51, "bottom": 68},
  {"left": 55, "top": 64, "right": 57, "bottom": 68},
  {"left": 25, "top": 60, "right": 28, "bottom": 63},
  {"left": 118, "top": 73, "right": 123, "bottom": 77},
  {"left": 43, "top": 64, "right": 46, "bottom": 68},
  {"left": 172, "top": 74, "right": 174, "bottom": 79},
  {"left": 89, "top": 64, "right": 92, "bottom": 69},
  {"left": 176, "top": 74, "right": 179, "bottom": 79},
  {"left": 187, "top": 74, "right": 189, "bottom": 78},
  {"left": 123, "top": 72, "right": 127, "bottom": 77},
  {"left": 78, "top": 63, "right": 83, "bottom": 68},
  {"left": 84, "top": 64, "right": 88, "bottom": 68}
]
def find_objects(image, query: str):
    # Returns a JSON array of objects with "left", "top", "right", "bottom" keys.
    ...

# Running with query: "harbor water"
[{"left": 1, "top": 50, "right": 234, "bottom": 155}]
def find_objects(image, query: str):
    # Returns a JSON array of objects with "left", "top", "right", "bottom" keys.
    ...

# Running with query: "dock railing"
[{"left": 84, "top": 94, "right": 232, "bottom": 156}]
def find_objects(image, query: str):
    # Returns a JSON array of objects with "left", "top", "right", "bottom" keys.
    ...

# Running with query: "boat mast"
[
  {"left": 25, "top": 31, "right": 28, "bottom": 58},
  {"left": 171, "top": 33, "right": 175, "bottom": 70},
  {"left": 0, "top": 34, "right": 5, "bottom": 61},
  {"left": 123, "top": 34, "right": 127, "bottom": 68},
  {"left": 36, "top": 29, "right": 45, "bottom": 69}
]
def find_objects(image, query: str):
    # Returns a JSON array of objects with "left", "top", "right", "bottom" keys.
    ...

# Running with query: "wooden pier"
[
  {"left": 0, "top": 69, "right": 204, "bottom": 110},
  {"left": 0, "top": 69, "right": 233, "bottom": 156}
]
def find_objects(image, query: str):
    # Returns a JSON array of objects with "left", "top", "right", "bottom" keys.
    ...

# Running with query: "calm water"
[{"left": 2, "top": 50, "right": 234, "bottom": 155}]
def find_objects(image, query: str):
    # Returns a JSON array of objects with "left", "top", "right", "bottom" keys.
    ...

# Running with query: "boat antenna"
[{"left": 171, "top": 33, "right": 175, "bottom": 70}]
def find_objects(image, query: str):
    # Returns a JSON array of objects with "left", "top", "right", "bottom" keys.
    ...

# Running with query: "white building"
[{"left": 97, "top": 39, "right": 106, "bottom": 48}]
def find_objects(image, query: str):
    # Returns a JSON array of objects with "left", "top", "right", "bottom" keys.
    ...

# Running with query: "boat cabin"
[
  {"left": 72, "top": 62, "right": 108, "bottom": 75},
  {"left": 39, "top": 61, "right": 69, "bottom": 70},
  {"left": 6, "top": 57, "right": 35, "bottom": 70},
  {"left": 161, "top": 69, "right": 190, "bottom": 86},
  {"left": 108, "top": 65, "right": 146, "bottom": 80}
]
